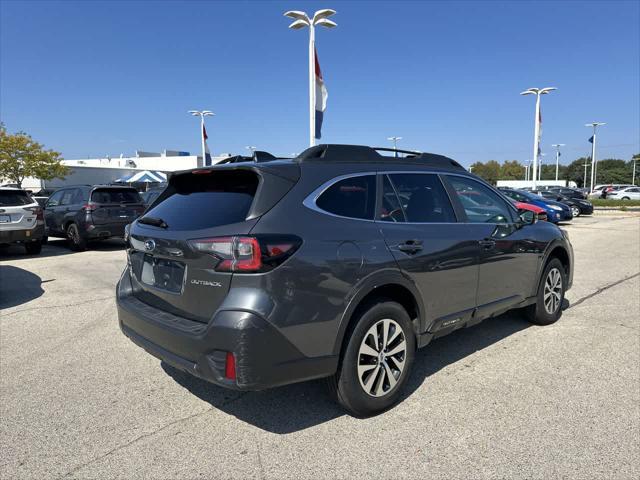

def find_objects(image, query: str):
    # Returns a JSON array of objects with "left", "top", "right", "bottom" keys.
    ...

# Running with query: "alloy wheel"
[
  {"left": 543, "top": 267, "right": 563, "bottom": 315},
  {"left": 68, "top": 225, "right": 80, "bottom": 245},
  {"left": 357, "top": 319, "right": 407, "bottom": 397},
  {"left": 571, "top": 206, "right": 580, "bottom": 217}
]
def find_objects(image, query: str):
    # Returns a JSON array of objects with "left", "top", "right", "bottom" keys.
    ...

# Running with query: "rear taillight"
[
  {"left": 82, "top": 203, "right": 97, "bottom": 213},
  {"left": 25, "top": 206, "right": 44, "bottom": 222},
  {"left": 188, "top": 235, "right": 301, "bottom": 273}
]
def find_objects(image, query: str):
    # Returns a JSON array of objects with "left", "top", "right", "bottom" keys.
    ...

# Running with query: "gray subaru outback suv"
[{"left": 117, "top": 144, "right": 573, "bottom": 416}]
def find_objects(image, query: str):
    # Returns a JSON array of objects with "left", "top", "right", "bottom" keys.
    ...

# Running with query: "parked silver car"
[{"left": 607, "top": 186, "right": 640, "bottom": 200}]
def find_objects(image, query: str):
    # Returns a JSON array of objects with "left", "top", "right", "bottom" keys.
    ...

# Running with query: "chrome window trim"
[{"left": 302, "top": 169, "right": 519, "bottom": 225}]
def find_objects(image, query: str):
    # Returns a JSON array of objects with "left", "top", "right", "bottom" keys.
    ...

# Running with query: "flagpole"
[{"left": 309, "top": 24, "right": 316, "bottom": 147}]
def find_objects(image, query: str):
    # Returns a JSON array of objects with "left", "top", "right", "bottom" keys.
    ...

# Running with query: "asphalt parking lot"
[{"left": 1, "top": 215, "right": 639, "bottom": 479}]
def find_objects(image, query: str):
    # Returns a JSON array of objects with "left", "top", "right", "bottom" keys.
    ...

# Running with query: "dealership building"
[{"left": 15, "top": 149, "right": 232, "bottom": 192}]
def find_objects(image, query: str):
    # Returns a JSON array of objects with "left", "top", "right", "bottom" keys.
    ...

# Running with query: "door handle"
[
  {"left": 398, "top": 240, "right": 423, "bottom": 253},
  {"left": 479, "top": 239, "right": 496, "bottom": 250}
]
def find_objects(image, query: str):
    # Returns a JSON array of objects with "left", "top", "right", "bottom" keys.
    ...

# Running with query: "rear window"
[
  {"left": 316, "top": 175, "right": 376, "bottom": 220},
  {"left": 91, "top": 188, "right": 142, "bottom": 204},
  {"left": 144, "top": 170, "right": 259, "bottom": 231},
  {"left": 0, "top": 190, "right": 32, "bottom": 206}
]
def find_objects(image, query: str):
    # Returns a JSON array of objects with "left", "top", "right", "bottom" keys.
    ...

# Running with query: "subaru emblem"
[{"left": 144, "top": 239, "right": 156, "bottom": 252}]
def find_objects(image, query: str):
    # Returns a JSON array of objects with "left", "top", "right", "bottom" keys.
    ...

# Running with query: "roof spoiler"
[{"left": 217, "top": 150, "right": 286, "bottom": 164}]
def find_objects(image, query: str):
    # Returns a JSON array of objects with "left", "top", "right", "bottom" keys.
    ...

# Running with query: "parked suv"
[
  {"left": 0, "top": 188, "right": 45, "bottom": 254},
  {"left": 44, "top": 185, "right": 144, "bottom": 250},
  {"left": 117, "top": 145, "right": 574, "bottom": 416}
]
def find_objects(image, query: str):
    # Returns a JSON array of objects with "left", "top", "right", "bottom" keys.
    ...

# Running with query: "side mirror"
[{"left": 518, "top": 209, "right": 536, "bottom": 226}]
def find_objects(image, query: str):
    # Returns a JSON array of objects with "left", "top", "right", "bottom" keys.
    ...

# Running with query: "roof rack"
[{"left": 295, "top": 144, "right": 465, "bottom": 170}]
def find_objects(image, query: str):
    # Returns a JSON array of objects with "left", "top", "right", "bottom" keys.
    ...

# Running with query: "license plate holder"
[{"left": 140, "top": 255, "right": 185, "bottom": 293}]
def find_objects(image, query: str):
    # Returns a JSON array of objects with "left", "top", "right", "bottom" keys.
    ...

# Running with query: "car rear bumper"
[
  {"left": 0, "top": 224, "right": 45, "bottom": 245},
  {"left": 85, "top": 222, "right": 127, "bottom": 239},
  {"left": 579, "top": 205, "right": 594, "bottom": 214},
  {"left": 116, "top": 271, "right": 337, "bottom": 390}
]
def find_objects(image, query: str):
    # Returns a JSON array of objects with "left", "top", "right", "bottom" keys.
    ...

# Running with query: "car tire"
[
  {"left": 41, "top": 236, "right": 48, "bottom": 245},
  {"left": 570, "top": 206, "right": 580, "bottom": 217},
  {"left": 67, "top": 223, "right": 87, "bottom": 251},
  {"left": 25, "top": 240, "right": 42, "bottom": 255},
  {"left": 524, "top": 258, "right": 566, "bottom": 326},
  {"left": 622, "top": 197, "right": 630, "bottom": 201},
  {"left": 328, "top": 300, "right": 416, "bottom": 417}
]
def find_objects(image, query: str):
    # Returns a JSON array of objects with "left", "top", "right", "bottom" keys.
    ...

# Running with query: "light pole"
[
  {"left": 538, "top": 152, "right": 547, "bottom": 181},
  {"left": 582, "top": 161, "right": 590, "bottom": 188},
  {"left": 551, "top": 143, "right": 565, "bottom": 181},
  {"left": 284, "top": 9, "right": 337, "bottom": 148},
  {"left": 189, "top": 110, "right": 214, "bottom": 166},
  {"left": 520, "top": 87, "right": 557, "bottom": 189},
  {"left": 245, "top": 146, "right": 257, "bottom": 156},
  {"left": 586, "top": 122, "right": 605, "bottom": 192},
  {"left": 633, "top": 155, "right": 639, "bottom": 185},
  {"left": 387, "top": 136, "right": 402, "bottom": 157}
]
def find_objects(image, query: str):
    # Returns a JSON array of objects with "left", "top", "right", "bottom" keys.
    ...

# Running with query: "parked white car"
[
  {"left": 607, "top": 186, "right": 640, "bottom": 200},
  {"left": 588, "top": 184, "right": 635, "bottom": 199},
  {"left": 0, "top": 188, "right": 45, "bottom": 254}
]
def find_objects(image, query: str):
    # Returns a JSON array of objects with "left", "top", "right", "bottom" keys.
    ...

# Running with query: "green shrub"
[{"left": 591, "top": 199, "right": 640, "bottom": 207}]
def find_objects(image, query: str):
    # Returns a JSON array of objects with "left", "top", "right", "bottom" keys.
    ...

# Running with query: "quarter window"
[
  {"left": 315, "top": 175, "right": 376, "bottom": 220},
  {"left": 382, "top": 173, "right": 456, "bottom": 223},
  {"left": 447, "top": 176, "right": 513, "bottom": 224}
]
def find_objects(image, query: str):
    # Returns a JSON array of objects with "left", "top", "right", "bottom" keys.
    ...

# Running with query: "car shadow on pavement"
[
  {"left": 0, "top": 265, "right": 45, "bottom": 309},
  {"left": 161, "top": 311, "right": 532, "bottom": 434},
  {"left": 0, "top": 238, "right": 127, "bottom": 259}
]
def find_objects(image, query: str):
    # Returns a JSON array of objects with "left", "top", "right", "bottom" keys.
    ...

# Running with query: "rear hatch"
[
  {"left": 0, "top": 190, "right": 38, "bottom": 231},
  {"left": 89, "top": 188, "right": 145, "bottom": 225},
  {"left": 127, "top": 164, "right": 299, "bottom": 322}
]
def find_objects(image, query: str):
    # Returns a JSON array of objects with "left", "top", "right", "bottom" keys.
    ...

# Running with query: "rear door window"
[
  {"left": 60, "top": 190, "right": 75, "bottom": 206},
  {"left": 315, "top": 175, "right": 376, "bottom": 220},
  {"left": 91, "top": 188, "right": 141, "bottom": 204},
  {"left": 144, "top": 170, "right": 259, "bottom": 231},
  {"left": 0, "top": 190, "right": 32, "bottom": 206},
  {"left": 46, "top": 190, "right": 64, "bottom": 207},
  {"left": 383, "top": 173, "right": 456, "bottom": 223}
]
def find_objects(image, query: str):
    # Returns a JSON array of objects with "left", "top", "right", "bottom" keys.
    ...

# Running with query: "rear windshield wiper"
[{"left": 138, "top": 216, "right": 168, "bottom": 229}]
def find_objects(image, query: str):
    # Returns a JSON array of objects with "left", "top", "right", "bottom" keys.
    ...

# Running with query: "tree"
[
  {"left": 593, "top": 159, "right": 632, "bottom": 184},
  {"left": 565, "top": 158, "right": 590, "bottom": 187},
  {"left": 500, "top": 160, "right": 525, "bottom": 180},
  {"left": 471, "top": 160, "right": 501, "bottom": 184},
  {"left": 0, "top": 125, "right": 68, "bottom": 188}
]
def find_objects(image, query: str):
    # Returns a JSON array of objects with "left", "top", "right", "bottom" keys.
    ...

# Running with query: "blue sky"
[{"left": 1, "top": 0, "right": 638, "bottom": 167}]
